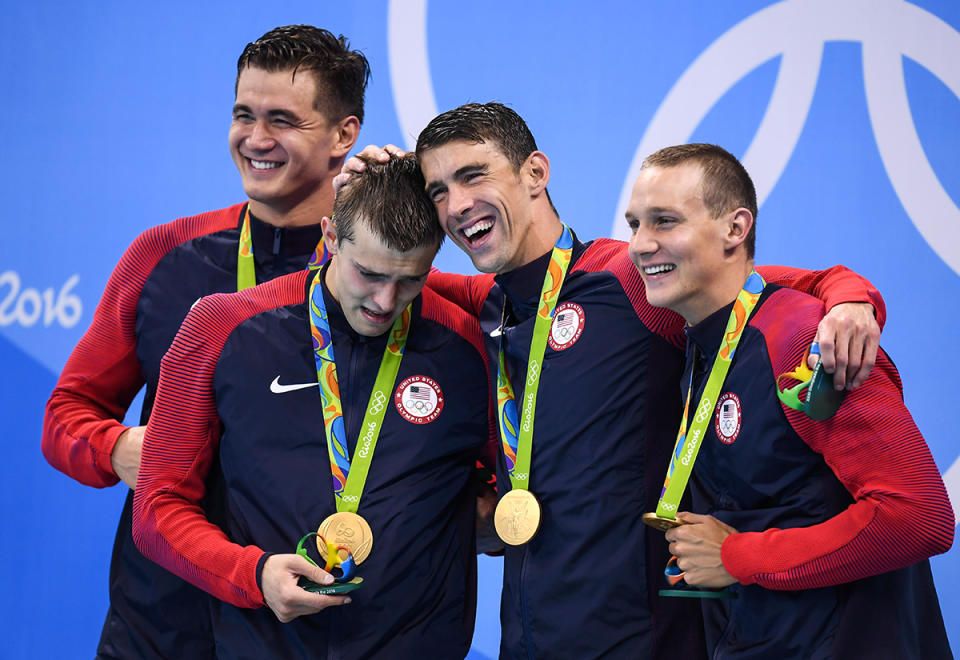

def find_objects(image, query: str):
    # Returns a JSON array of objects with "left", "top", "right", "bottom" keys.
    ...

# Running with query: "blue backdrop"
[{"left": 1, "top": 1, "right": 957, "bottom": 657}]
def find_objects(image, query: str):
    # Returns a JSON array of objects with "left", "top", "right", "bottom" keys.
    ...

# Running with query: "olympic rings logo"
[
  {"left": 527, "top": 360, "right": 541, "bottom": 387},
  {"left": 405, "top": 399, "right": 434, "bottom": 413},
  {"left": 659, "top": 502, "right": 677, "bottom": 511},
  {"left": 694, "top": 398, "right": 713, "bottom": 424},
  {"left": 512, "top": 472, "right": 528, "bottom": 481},
  {"left": 340, "top": 494, "right": 360, "bottom": 503},
  {"left": 368, "top": 391, "right": 387, "bottom": 415}
]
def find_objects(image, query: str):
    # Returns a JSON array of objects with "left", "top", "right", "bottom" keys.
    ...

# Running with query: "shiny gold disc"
[
  {"left": 494, "top": 489, "right": 542, "bottom": 546},
  {"left": 642, "top": 512, "right": 685, "bottom": 532},
  {"left": 317, "top": 511, "right": 374, "bottom": 564}
]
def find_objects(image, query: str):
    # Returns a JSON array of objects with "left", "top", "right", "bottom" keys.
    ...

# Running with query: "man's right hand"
[
  {"left": 261, "top": 554, "right": 350, "bottom": 623},
  {"left": 333, "top": 144, "right": 407, "bottom": 193},
  {"left": 112, "top": 425, "right": 145, "bottom": 489}
]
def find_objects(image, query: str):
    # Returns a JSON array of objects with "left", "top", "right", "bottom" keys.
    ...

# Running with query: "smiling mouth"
[
  {"left": 247, "top": 158, "right": 285, "bottom": 170},
  {"left": 643, "top": 264, "right": 676, "bottom": 276},
  {"left": 461, "top": 218, "right": 494, "bottom": 246}
]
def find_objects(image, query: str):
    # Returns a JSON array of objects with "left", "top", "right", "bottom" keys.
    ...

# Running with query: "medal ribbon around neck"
[
  {"left": 654, "top": 270, "right": 765, "bottom": 519},
  {"left": 308, "top": 269, "right": 412, "bottom": 513},
  {"left": 497, "top": 225, "right": 574, "bottom": 491},
  {"left": 236, "top": 205, "right": 330, "bottom": 291}
]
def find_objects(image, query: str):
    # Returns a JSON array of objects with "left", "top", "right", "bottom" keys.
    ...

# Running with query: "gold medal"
[
  {"left": 642, "top": 512, "right": 685, "bottom": 532},
  {"left": 317, "top": 511, "right": 374, "bottom": 564},
  {"left": 494, "top": 489, "right": 542, "bottom": 545}
]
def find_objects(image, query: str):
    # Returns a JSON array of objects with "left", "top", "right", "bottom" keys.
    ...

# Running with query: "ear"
[
  {"left": 321, "top": 216, "right": 340, "bottom": 255},
  {"left": 724, "top": 208, "right": 753, "bottom": 252},
  {"left": 330, "top": 116, "right": 361, "bottom": 159},
  {"left": 523, "top": 151, "right": 551, "bottom": 197}
]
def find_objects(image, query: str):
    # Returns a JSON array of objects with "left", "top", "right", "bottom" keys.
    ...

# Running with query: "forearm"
[{"left": 756, "top": 264, "right": 886, "bottom": 328}]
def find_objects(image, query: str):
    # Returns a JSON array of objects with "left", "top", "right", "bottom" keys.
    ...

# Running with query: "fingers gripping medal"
[
  {"left": 494, "top": 226, "right": 573, "bottom": 545},
  {"left": 306, "top": 270, "right": 413, "bottom": 567},
  {"left": 296, "top": 532, "right": 364, "bottom": 595},
  {"left": 776, "top": 342, "right": 846, "bottom": 421}
]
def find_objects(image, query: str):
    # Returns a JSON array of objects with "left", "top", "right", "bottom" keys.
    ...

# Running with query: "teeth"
[
  {"left": 250, "top": 159, "right": 282, "bottom": 170},
  {"left": 463, "top": 220, "right": 493, "bottom": 238},
  {"left": 644, "top": 264, "right": 676, "bottom": 275}
]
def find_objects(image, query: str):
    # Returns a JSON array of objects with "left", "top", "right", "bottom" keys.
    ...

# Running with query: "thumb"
[{"left": 294, "top": 554, "right": 334, "bottom": 586}]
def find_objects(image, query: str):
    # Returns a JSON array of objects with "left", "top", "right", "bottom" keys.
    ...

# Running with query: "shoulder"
[
  {"left": 418, "top": 285, "right": 487, "bottom": 359},
  {"left": 174, "top": 270, "right": 309, "bottom": 352},
  {"left": 129, "top": 203, "right": 244, "bottom": 265},
  {"left": 749, "top": 286, "right": 824, "bottom": 375}
]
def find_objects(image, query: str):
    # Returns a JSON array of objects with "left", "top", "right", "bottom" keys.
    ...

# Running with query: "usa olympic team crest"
[
  {"left": 715, "top": 393, "right": 742, "bottom": 445},
  {"left": 547, "top": 302, "right": 585, "bottom": 351},
  {"left": 395, "top": 375, "right": 444, "bottom": 424}
]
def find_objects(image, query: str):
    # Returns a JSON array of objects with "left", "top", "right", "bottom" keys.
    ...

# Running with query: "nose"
[
  {"left": 246, "top": 120, "right": 276, "bottom": 151},
  {"left": 370, "top": 282, "right": 398, "bottom": 313},
  {"left": 628, "top": 223, "right": 658, "bottom": 267},
  {"left": 446, "top": 183, "right": 474, "bottom": 219}
]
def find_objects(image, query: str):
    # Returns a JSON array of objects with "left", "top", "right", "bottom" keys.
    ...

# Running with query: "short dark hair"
[
  {"left": 416, "top": 102, "right": 557, "bottom": 215},
  {"left": 643, "top": 143, "right": 758, "bottom": 258},
  {"left": 236, "top": 25, "right": 370, "bottom": 123},
  {"left": 334, "top": 154, "right": 444, "bottom": 253}
]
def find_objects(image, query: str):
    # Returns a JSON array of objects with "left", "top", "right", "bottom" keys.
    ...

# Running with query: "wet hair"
[
  {"left": 334, "top": 154, "right": 444, "bottom": 252},
  {"left": 236, "top": 25, "right": 370, "bottom": 123},
  {"left": 643, "top": 143, "right": 758, "bottom": 258},
  {"left": 415, "top": 101, "right": 557, "bottom": 215}
]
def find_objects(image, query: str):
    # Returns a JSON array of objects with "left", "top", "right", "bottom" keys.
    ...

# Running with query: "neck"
[
  {"left": 248, "top": 180, "right": 336, "bottom": 229},
  {"left": 684, "top": 260, "right": 754, "bottom": 326},
  {"left": 509, "top": 212, "right": 564, "bottom": 272}
]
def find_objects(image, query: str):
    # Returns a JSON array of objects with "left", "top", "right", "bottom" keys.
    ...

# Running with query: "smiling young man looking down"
[
  {"left": 628, "top": 143, "right": 953, "bottom": 659},
  {"left": 358, "top": 102, "right": 892, "bottom": 659},
  {"left": 41, "top": 26, "right": 366, "bottom": 658},
  {"left": 133, "top": 154, "right": 496, "bottom": 658}
]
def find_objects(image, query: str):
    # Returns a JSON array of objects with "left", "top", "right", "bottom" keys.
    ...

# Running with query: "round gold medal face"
[
  {"left": 642, "top": 512, "right": 685, "bottom": 532},
  {"left": 317, "top": 512, "right": 374, "bottom": 564},
  {"left": 494, "top": 489, "right": 542, "bottom": 546}
]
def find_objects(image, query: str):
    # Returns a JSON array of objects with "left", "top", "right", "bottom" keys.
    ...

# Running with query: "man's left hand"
[
  {"left": 664, "top": 512, "right": 738, "bottom": 588},
  {"left": 811, "top": 302, "right": 879, "bottom": 390}
]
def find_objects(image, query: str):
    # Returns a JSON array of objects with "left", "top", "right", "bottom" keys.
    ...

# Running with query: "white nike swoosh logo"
[
  {"left": 489, "top": 326, "right": 503, "bottom": 338},
  {"left": 269, "top": 376, "right": 316, "bottom": 394}
]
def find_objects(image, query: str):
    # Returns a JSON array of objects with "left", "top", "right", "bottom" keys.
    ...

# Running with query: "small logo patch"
[
  {"left": 548, "top": 302, "right": 585, "bottom": 351},
  {"left": 715, "top": 393, "right": 742, "bottom": 445},
  {"left": 395, "top": 375, "right": 444, "bottom": 424}
]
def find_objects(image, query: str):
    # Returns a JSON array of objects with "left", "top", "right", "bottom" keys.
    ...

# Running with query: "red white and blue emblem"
[
  {"left": 715, "top": 392, "right": 741, "bottom": 445},
  {"left": 395, "top": 375, "right": 444, "bottom": 424},
  {"left": 548, "top": 302, "right": 585, "bottom": 351}
]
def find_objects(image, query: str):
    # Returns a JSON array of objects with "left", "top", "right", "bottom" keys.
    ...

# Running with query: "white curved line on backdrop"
[
  {"left": 388, "top": 0, "right": 438, "bottom": 150},
  {"left": 612, "top": 0, "right": 960, "bottom": 279},
  {"left": 861, "top": 1, "right": 960, "bottom": 278},
  {"left": 611, "top": 0, "right": 823, "bottom": 241}
]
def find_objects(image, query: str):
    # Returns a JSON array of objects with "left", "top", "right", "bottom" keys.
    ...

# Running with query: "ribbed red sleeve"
[
  {"left": 721, "top": 288, "right": 953, "bottom": 589},
  {"left": 42, "top": 204, "right": 243, "bottom": 487},
  {"left": 755, "top": 264, "right": 887, "bottom": 329},
  {"left": 132, "top": 270, "right": 309, "bottom": 609},
  {"left": 420, "top": 286, "right": 498, "bottom": 469},
  {"left": 426, "top": 270, "right": 495, "bottom": 318}
]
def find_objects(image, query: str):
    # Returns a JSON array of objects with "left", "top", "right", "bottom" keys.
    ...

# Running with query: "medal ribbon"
[
  {"left": 655, "top": 270, "right": 766, "bottom": 519},
  {"left": 236, "top": 205, "right": 330, "bottom": 290},
  {"left": 497, "top": 225, "right": 574, "bottom": 491},
  {"left": 308, "top": 269, "right": 411, "bottom": 513}
]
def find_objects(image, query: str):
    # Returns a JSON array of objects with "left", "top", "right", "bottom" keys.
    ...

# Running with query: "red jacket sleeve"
[
  {"left": 131, "top": 285, "right": 297, "bottom": 609},
  {"left": 721, "top": 290, "right": 953, "bottom": 589},
  {"left": 41, "top": 206, "right": 242, "bottom": 488},
  {"left": 756, "top": 264, "right": 887, "bottom": 329},
  {"left": 42, "top": 230, "right": 158, "bottom": 487},
  {"left": 426, "top": 270, "right": 495, "bottom": 318}
]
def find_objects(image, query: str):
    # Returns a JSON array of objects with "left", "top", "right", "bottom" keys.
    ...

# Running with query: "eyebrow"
[
  {"left": 356, "top": 262, "right": 431, "bottom": 281},
  {"left": 232, "top": 104, "right": 302, "bottom": 123},
  {"left": 425, "top": 162, "right": 488, "bottom": 197}
]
